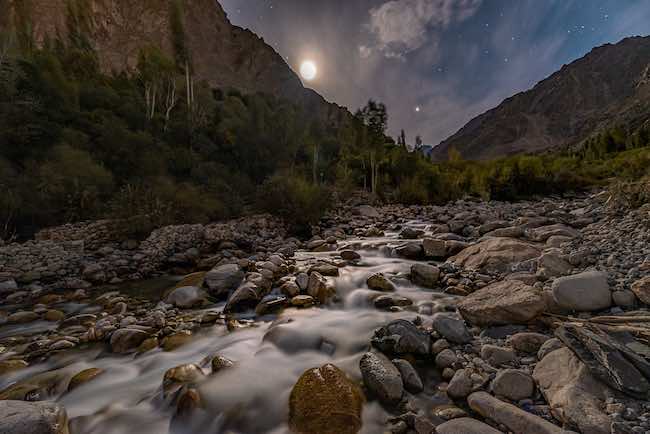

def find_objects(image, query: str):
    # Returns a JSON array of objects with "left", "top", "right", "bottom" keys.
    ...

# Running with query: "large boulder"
[
  {"left": 307, "top": 272, "right": 336, "bottom": 303},
  {"left": 458, "top": 281, "right": 546, "bottom": 326},
  {"left": 0, "top": 400, "right": 69, "bottom": 434},
  {"left": 359, "top": 352, "right": 403, "bottom": 405},
  {"left": 551, "top": 271, "right": 611, "bottom": 312},
  {"left": 449, "top": 238, "right": 541, "bottom": 274},
  {"left": 410, "top": 264, "right": 440, "bottom": 288},
  {"left": 533, "top": 348, "right": 611, "bottom": 434},
  {"left": 110, "top": 328, "right": 149, "bottom": 354},
  {"left": 372, "top": 319, "right": 431, "bottom": 356},
  {"left": 431, "top": 313, "right": 472, "bottom": 344},
  {"left": 204, "top": 264, "right": 244, "bottom": 297},
  {"left": 468, "top": 392, "right": 565, "bottom": 434},
  {"left": 289, "top": 364, "right": 364, "bottom": 434}
]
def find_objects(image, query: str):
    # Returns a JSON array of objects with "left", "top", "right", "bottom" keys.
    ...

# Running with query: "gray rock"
[
  {"left": 204, "top": 264, "right": 244, "bottom": 297},
  {"left": 435, "top": 349, "right": 458, "bottom": 369},
  {"left": 481, "top": 345, "right": 516, "bottom": 367},
  {"left": 510, "top": 332, "right": 550, "bottom": 354},
  {"left": 400, "top": 227, "right": 424, "bottom": 239},
  {"left": 110, "top": 328, "right": 149, "bottom": 354},
  {"left": 165, "top": 286, "right": 207, "bottom": 309},
  {"left": 423, "top": 238, "right": 447, "bottom": 258},
  {"left": 0, "top": 400, "right": 69, "bottom": 434},
  {"left": 435, "top": 417, "right": 503, "bottom": 434},
  {"left": 359, "top": 352, "right": 404, "bottom": 405},
  {"left": 395, "top": 243, "right": 423, "bottom": 259},
  {"left": 411, "top": 263, "right": 440, "bottom": 288},
  {"left": 612, "top": 290, "right": 636, "bottom": 308},
  {"left": 468, "top": 391, "right": 565, "bottom": 434},
  {"left": 447, "top": 368, "right": 473, "bottom": 399},
  {"left": 449, "top": 238, "right": 541, "bottom": 274},
  {"left": 431, "top": 313, "right": 472, "bottom": 344},
  {"left": 393, "top": 359, "right": 423, "bottom": 393},
  {"left": 307, "top": 272, "right": 335, "bottom": 303},
  {"left": 491, "top": 369, "right": 535, "bottom": 400},
  {"left": 551, "top": 271, "right": 611, "bottom": 312},
  {"left": 537, "top": 338, "right": 564, "bottom": 360},
  {"left": 372, "top": 319, "right": 431, "bottom": 356}
]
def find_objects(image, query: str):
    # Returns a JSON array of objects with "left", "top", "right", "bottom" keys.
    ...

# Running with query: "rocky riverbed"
[{"left": 1, "top": 191, "right": 649, "bottom": 434}]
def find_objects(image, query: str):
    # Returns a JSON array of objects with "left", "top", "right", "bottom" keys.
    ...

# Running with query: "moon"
[{"left": 300, "top": 60, "right": 318, "bottom": 81}]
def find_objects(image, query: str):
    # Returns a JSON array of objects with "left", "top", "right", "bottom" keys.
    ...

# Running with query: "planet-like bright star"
[
  {"left": 300, "top": 60, "right": 317, "bottom": 81},
  {"left": 415, "top": 106, "right": 421, "bottom": 112}
]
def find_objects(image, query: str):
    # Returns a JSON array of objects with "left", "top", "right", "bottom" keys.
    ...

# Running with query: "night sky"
[{"left": 220, "top": 0, "right": 650, "bottom": 146}]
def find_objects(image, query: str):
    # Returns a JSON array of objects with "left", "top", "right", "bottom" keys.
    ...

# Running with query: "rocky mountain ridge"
[
  {"left": 433, "top": 36, "right": 650, "bottom": 160},
  {"left": 0, "top": 0, "right": 350, "bottom": 123}
]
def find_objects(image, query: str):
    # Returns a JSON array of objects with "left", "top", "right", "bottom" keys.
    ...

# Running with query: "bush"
[
  {"left": 396, "top": 177, "right": 429, "bottom": 205},
  {"left": 256, "top": 173, "right": 332, "bottom": 235}
]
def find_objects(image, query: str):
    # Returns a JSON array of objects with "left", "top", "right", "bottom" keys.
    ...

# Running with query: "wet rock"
[
  {"left": 280, "top": 280, "right": 300, "bottom": 297},
  {"left": 289, "top": 364, "right": 364, "bottom": 434},
  {"left": 138, "top": 337, "right": 159, "bottom": 353},
  {"left": 204, "top": 264, "right": 244, "bottom": 297},
  {"left": 0, "top": 368, "right": 72, "bottom": 400},
  {"left": 295, "top": 273, "right": 309, "bottom": 291},
  {"left": 468, "top": 391, "right": 565, "bottom": 434},
  {"left": 431, "top": 313, "right": 472, "bottom": 344},
  {"left": 224, "top": 283, "right": 260, "bottom": 313},
  {"left": 400, "top": 227, "right": 424, "bottom": 239},
  {"left": 510, "top": 332, "right": 550, "bottom": 354},
  {"left": 44, "top": 310, "right": 65, "bottom": 322},
  {"left": 374, "top": 294, "right": 413, "bottom": 309},
  {"left": 446, "top": 368, "right": 473, "bottom": 399},
  {"left": 480, "top": 345, "right": 516, "bottom": 367},
  {"left": 410, "top": 264, "right": 440, "bottom": 288},
  {"left": 110, "top": 328, "right": 149, "bottom": 354},
  {"left": 533, "top": 347, "right": 611, "bottom": 434},
  {"left": 163, "top": 364, "right": 205, "bottom": 397},
  {"left": 395, "top": 243, "right": 423, "bottom": 259},
  {"left": 631, "top": 276, "right": 650, "bottom": 304},
  {"left": 423, "top": 238, "right": 447, "bottom": 258},
  {"left": 491, "top": 369, "right": 534, "bottom": 400},
  {"left": 436, "top": 417, "right": 503, "bottom": 434},
  {"left": 341, "top": 250, "right": 361, "bottom": 261},
  {"left": 458, "top": 280, "right": 546, "bottom": 326},
  {"left": 0, "top": 359, "right": 28, "bottom": 375},
  {"left": 0, "top": 400, "right": 69, "bottom": 434},
  {"left": 307, "top": 272, "right": 336, "bottom": 304},
  {"left": 392, "top": 359, "right": 423, "bottom": 394},
  {"left": 449, "top": 238, "right": 541, "bottom": 274},
  {"left": 211, "top": 355, "right": 234, "bottom": 374},
  {"left": 162, "top": 332, "right": 193, "bottom": 351},
  {"left": 255, "top": 295, "right": 288, "bottom": 316},
  {"left": 165, "top": 286, "right": 207, "bottom": 309},
  {"left": 551, "top": 271, "right": 611, "bottom": 312},
  {"left": 309, "top": 263, "right": 340, "bottom": 277},
  {"left": 359, "top": 352, "right": 404, "bottom": 405},
  {"left": 68, "top": 368, "right": 103, "bottom": 392},
  {"left": 372, "top": 319, "right": 431, "bottom": 356},
  {"left": 367, "top": 273, "right": 397, "bottom": 292},
  {"left": 8, "top": 311, "right": 39, "bottom": 324},
  {"left": 291, "top": 294, "right": 315, "bottom": 307}
]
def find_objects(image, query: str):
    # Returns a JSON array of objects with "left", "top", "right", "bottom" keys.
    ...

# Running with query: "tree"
[
  {"left": 398, "top": 129, "right": 407, "bottom": 148},
  {"left": 415, "top": 135, "right": 423, "bottom": 151},
  {"left": 358, "top": 100, "right": 389, "bottom": 194}
]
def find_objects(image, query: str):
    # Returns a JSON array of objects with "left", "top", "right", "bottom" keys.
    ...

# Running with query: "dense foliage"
[{"left": 1, "top": 34, "right": 649, "bottom": 240}]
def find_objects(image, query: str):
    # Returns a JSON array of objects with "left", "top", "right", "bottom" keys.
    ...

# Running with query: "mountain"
[
  {"left": 0, "top": 0, "right": 348, "bottom": 123},
  {"left": 433, "top": 36, "right": 650, "bottom": 160}
]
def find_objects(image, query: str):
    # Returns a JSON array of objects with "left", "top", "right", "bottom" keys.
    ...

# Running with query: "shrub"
[{"left": 256, "top": 172, "right": 332, "bottom": 235}]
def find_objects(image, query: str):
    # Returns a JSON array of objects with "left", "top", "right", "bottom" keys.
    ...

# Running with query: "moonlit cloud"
[{"left": 367, "top": 0, "right": 483, "bottom": 58}]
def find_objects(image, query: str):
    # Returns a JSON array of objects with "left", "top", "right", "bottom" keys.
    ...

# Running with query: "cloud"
[{"left": 367, "top": 0, "right": 482, "bottom": 58}]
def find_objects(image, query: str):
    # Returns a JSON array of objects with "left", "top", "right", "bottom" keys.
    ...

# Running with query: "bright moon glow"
[{"left": 300, "top": 61, "right": 317, "bottom": 81}]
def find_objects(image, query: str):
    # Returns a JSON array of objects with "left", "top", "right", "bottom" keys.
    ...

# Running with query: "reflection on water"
[{"left": 2, "top": 232, "right": 458, "bottom": 434}]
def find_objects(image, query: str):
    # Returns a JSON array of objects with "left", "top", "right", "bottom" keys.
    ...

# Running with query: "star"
[{"left": 415, "top": 106, "right": 421, "bottom": 113}]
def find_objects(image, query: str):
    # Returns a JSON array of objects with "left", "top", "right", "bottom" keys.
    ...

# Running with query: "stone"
[
  {"left": 537, "top": 338, "right": 564, "bottom": 360},
  {"left": 529, "top": 224, "right": 580, "bottom": 242},
  {"left": 341, "top": 250, "right": 361, "bottom": 261},
  {"left": 372, "top": 319, "right": 431, "bottom": 356},
  {"left": 392, "top": 359, "right": 423, "bottom": 394},
  {"left": 295, "top": 273, "right": 309, "bottom": 291},
  {"left": 162, "top": 332, "right": 193, "bottom": 351},
  {"left": 211, "top": 355, "right": 234, "bottom": 374},
  {"left": 165, "top": 286, "right": 207, "bottom": 309},
  {"left": 533, "top": 348, "right": 611, "bottom": 434},
  {"left": 423, "top": 238, "right": 447, "bottom": 258},
  {"left": 204, "top": 264, "right": 244, "bottom": 297},
  {"left": 410, "top": 263, "right": 440, "bottom": 288},
  {"left": 68, "top": 368, "right": 103, "bottom": 392},
  {"left": 510, "top": 332, "right": 550, "bottom": 354},
  {"left": 224, "top": 283, "right": 259, "bottom": 313},
  {"left": 0, "top": 359, "right": 28, "bottom": 375},
  {"left": 291, "top": 295, "right": 315, "bottom": 307},
  {"left": 359, "top": 352, "right": 404, "bottom": 405},
  {"left": 480, "top": 345, "right": 516, "bottom": 367},
  {"left": 491, "top": 369, "right": 535, "bottom": 400},
  {"left": 431, "top": 313, "right": 472, "bottom": 344},
  {"left": 631, "top": 276, "right": 650, "bottom": 305},
  {"left": 374, "top": 294, "right": 413, "bottom": 309},
  {"left": 612, "top": 290, "right": 636, "bottom": 308},
  {"left": 367, "top": 273, "right": 396, "bottom": 292},
  {"left": 357, "top": 205, "right": 380, "bottom": 218},
  {"left": 0, "top": 400, "right": 69, "bottom": 434},
  {"left": 163, "top": 364, "right": 205, "bottom": 397},
  {"left": 395, "top": 243, "right": 423, "bottom": 259},
  {"left": 468, "top": 392, "right": 565, "bottom": 434},
  {"left": 551, "top": 271, "right": 611, "bottom": 312},
  {"left": 435, "top": 349, "right": 458, "bottom": 369},
  {"left": 446, "top": 369, "right": 473, "bottom": 399},
  {"left": 400, "top": 227, "right": 424, "bottom": 239},
  {"left": 458, "top": 281, "right": 546, "bottom": 326},
  {"left": 44, "top": 310, "right": 65, "bottom": 322},
  {"left": 255, "top": 295, "right": 288, "bottom": 316},
  {"left": 436, "top": 417, "right": 503, "bottom": 434},
  {"left": 289, "top": 364, "right": 364, "bottom": 434},
  {"left": 307, "top": 272, "right": 336, "bottom": 303},
  {"left": 309, "top": 263, "right": 339, "bottom": 276},
  {"left": 110, "top": 328, "right": 149, "bottom": 354},
  {"left": 8, "top": 311, "right": 39, "bottom": 324},
  {"left": 449, "top": 238, "right": 541, "bottom": 274},
  {"left": 280, "top": 280, "right": 300, "bottom": 297},
  {"left": 537, "top": 251, "right": 572, "bottom": 278}
]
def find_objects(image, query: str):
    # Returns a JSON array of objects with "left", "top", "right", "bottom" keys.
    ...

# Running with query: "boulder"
[
  {"left": 551, "top": 271, "right": 611, "bottom": 312},
  {"left": 435, "top": 417, "right": 503, "bottom": 434},
  {"left": 224, "top": 283, "right": 259, "bottom": 313},
  {"left": 395, "top": 243, "right": 423, "bottom": 259},
  {"left": 372, "top": 319, "right": 431, "bottom": 356},
  {"left": 359, "top": 352, "right": 403, "bottom": 405},
  {"left": 510, "top": 332, "right": 550, "bottom": 354},
  {"left": 392, "top": 359, "right": 423, "bottom": 394},
  {"left": 449, "top": 238, "right": 541, "bottom": 274},
  {"left": 67, "top": 368, "right": 103, "bottom": 392},
  {"left": 289, "top": 364, "right": 364, "bottom": 434},
  {"left": 631, "top": 276, "right": 650, "bottom": 304},
  {"left": 528, "top": 224, "right": 580, "bottom": 242},
  {"left": 165, "top": 286, "right": 207, "bottom": 309},
  {"left": 446, "top": 368, "right": 473, "bottom": 399},
  {"left": 307, "top": 272, "right": 336, "bottom": 303},
  {"left": 468, "top": 392, "right": 565, "bottom": 434},
  {"left": 367, "top": 273, "right": 396, "bottom": 292},
  {"left": 458, "top": 281, "right": 546, "bottom": 326},
  {"left": 411, "top": 263, "right": 440, "bottom": 288},
  {"left": 356, "top": 205, "right": 380, "bottom": 218},
  {"left": 0, "top": 400, "right": 69, "bottom": 434},
  {"left": 431, "top": 313, "right": 472, "bottom": 344},
  {"left": 400, "top": 227, "right": 424, "bottom": 239},
  {"left": 204, "top": 264, "right": 244, "bottom": 297},
  {"left": 110, "top": 328, "right": 149, "bottom": 354},
  {"left": 480, "top": 345, "right": 516, "bottom": 367},
  {"left": 490, "top": 369, "right": 534, "bottom": 400},
  {"left": 533, "top": 348, "right": 611, "bottom": 434},
  {"left": 423, "top": 238, "right": 447, "bottom": 258}
]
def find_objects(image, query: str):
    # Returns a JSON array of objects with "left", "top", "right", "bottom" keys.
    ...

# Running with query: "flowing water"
[{"left": 0, "top": 229, "right": 458, "bottom": 434}]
